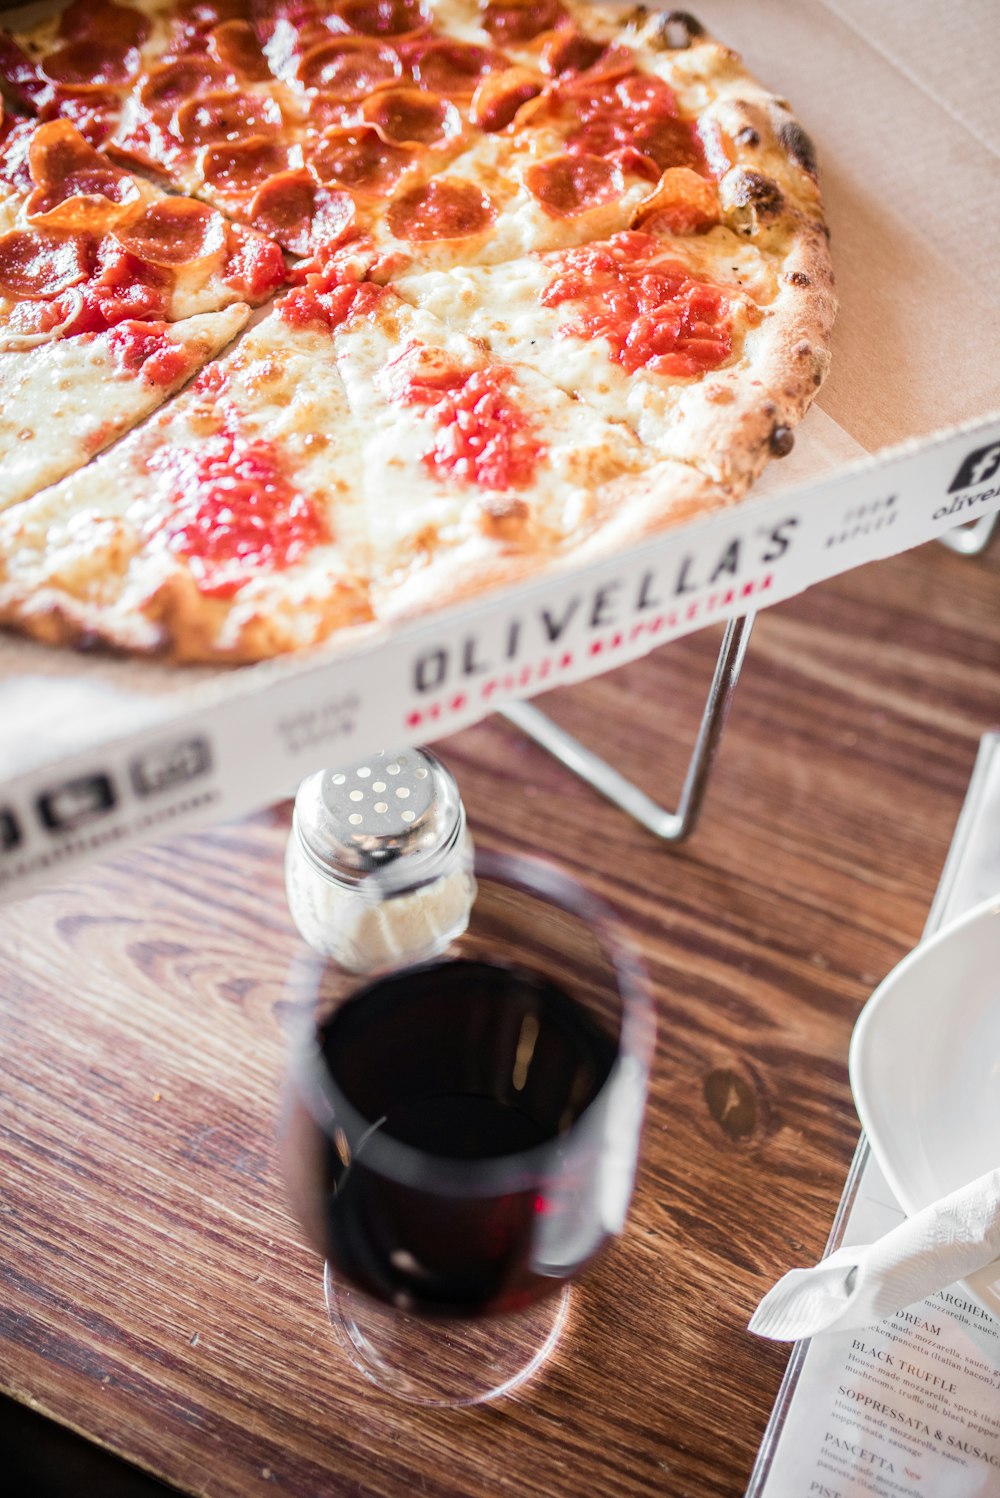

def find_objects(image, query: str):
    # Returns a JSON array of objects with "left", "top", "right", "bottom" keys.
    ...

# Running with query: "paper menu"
[{"left": 748, "top": 732, "right": 1000, "bottom": 1498}]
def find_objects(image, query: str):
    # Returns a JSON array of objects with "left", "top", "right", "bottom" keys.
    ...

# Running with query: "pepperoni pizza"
[{"left": 0, "top": 1, "right": 836, "bottom": 662}]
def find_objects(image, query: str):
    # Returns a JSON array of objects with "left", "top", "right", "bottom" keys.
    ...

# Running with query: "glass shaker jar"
[{"left": 284, "top": 747, "right": 475, "bottom": 974}]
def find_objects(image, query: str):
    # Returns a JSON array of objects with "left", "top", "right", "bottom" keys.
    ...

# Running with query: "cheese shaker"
[{"left": 284, "top": 747, "right": 475, "bottom": 973}]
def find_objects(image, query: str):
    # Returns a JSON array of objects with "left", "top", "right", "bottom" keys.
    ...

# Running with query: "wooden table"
[{"left": 1, "top": 534, "right": 997, "bottom": 1498}]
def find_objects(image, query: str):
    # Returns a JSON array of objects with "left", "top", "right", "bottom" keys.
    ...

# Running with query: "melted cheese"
[
  {"left": 394, "top": 227, "right": 777, "bottom": 453},
  {"left": 332, "top": 292, "right": 643, "bottom": 582},
  {"left": 0, "top": 305, "right": 247, "bottom": 513},
  {"left": 0, "top": 310, "right": 373, "bottom": 656}
]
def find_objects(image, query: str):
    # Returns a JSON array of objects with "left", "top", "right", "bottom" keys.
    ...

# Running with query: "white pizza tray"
[{"left": 0, "top": 0, "right": 998, "bottom": 902}]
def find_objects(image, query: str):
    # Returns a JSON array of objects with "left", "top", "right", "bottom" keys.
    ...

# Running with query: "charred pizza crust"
[{"left": 0, "top": 0, "right": 836, "bottom": 663}]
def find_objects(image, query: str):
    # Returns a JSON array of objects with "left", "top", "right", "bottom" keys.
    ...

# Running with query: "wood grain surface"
[{"left": 0, "top": 536, "right": 998, "bottom": 1498}]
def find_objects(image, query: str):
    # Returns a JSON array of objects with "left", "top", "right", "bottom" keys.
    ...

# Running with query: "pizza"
[
  {"left": 0, "top": 111, "right": 288, "bottom": 506},
  {"left": 0, "top": 0, "right": 836, "bottom": 663}
]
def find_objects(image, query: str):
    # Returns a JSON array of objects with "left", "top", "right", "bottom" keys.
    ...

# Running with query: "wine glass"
[{"left": 278, "top": 848, "right": 655, "bottom": 1407}]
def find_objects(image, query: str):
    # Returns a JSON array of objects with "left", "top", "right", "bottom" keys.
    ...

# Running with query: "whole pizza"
[{"left": 0, "top": 0, "right": 836, "bottom": 662}]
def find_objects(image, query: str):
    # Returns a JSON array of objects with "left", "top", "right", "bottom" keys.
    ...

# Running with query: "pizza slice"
[
  {"left": 0, "top": 308, "right": 374, "bottom": 661},
  {"left": 0, "top": 108, "right": 286, "bottom": 507},
  {"left": 277, "top": 254, "right": 721, "bottom": 617},
  {"left": 392, "top": 221, "right": 832, "bottom": 493},
  {"left": 0, "top": 302, "right": 248, "bottom": 513}
]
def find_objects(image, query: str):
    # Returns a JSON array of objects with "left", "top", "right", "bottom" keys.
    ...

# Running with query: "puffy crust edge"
[
  {"left": 666, "top": 217, "right": 836, "bottom": 494},
  {"left": 581, "top": 3, "right": 838, "bottom": 494},
  {"left": 0, "top": 574, "right": 377, "bottom": 665},
  {"left": 0, "top": 527, "right": 376, "bottom": 665}
]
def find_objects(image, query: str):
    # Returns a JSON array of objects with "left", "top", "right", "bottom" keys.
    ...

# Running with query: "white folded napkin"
[{"left": 749, "top": 1167, "right": 1000, "bottom": 1341}]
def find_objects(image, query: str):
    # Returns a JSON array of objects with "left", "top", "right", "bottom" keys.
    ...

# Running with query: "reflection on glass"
[{"left": 280, "top": 849, "right": 654, "bottom": 1406}]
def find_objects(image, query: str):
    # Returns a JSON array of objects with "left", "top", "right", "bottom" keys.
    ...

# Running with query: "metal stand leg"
[
  {"left": 938, "top": 513, "right": 998, "bottom": 557},
  {"left": 502, "top": 613, "right": 755, "bottom": 844}
]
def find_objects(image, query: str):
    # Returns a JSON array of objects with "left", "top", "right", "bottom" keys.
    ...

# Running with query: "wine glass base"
[{"left": 323, "top": 1265, "right": 571, "bottom": 1407}]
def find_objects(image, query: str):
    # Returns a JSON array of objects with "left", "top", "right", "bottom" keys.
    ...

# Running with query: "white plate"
[{"left": 848, "top": 893, "right": 1000, "bottom": 1318}]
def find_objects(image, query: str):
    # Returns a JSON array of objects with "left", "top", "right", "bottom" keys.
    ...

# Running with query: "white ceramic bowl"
[{"left": 848, "top": 893, "right": 1000, "bottom": 1317}]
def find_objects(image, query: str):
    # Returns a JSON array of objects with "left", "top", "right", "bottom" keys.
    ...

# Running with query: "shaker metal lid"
[{"left": 292, "top": 747, "right": 463, "bottom": 888}]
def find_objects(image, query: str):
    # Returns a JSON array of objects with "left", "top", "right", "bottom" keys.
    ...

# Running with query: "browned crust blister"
[{"left": 0, "top": 0, "right": 836, "bottom": 664}]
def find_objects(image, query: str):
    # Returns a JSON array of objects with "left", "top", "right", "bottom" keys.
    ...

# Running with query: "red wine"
[{"left": 299, "top": 957, "right": 618, "bottom": 1317}]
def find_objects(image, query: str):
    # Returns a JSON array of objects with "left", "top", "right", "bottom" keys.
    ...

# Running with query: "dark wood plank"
[{"left": 0, "top": 536, "right": 997, "bottom": 1498}]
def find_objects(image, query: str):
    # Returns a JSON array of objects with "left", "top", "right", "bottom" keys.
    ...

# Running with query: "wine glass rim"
[{"left": 284, "top": 847, "right": 655, "bottom": 1194}]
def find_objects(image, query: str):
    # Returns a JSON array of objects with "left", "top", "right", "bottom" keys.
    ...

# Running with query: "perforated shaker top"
[{"left": 292, "top": 748, "right": 465, "bottom": 892}]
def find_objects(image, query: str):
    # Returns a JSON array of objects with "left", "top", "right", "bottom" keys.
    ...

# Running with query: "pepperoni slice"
[
  {"left": 174, "top": 90, "right": 284, "bottom": 148},
  {"left": 115, "top": 198, "right": 228, "bottom": 266},
  {"left": 361, "top": 87, "right": 461, "bottom": 147},
  {"left": 297, "top": 37, "right": 402, "bottom": 98},
  {"left": 0, "top": 229, "right": 90, "bottom": 299},
  {"left": 525, "top": 153, "right": 622, "bottom": 216},
  {"left": 387, "top": 179, "right": 495, "bottom": 242},
  {"left": 481, "top": 0, "right": 567, "bottom": 45},
  {"left": 309, "top": 125, "right": 414, "bottom": 195},
  {"left": 0, "top": 34, "right": 53, "bottom": 110},
  {"left": 249, "top": 170, "right": 355, "bottom": 254},
  {"left": 41, "top": 39, "right": 142, "bottom": 92},
  {"left": 25, "top": 120, "right": 140, "bottom": 221},
  {"left": 305, "top": 93, "right": 357, "bottom": 131},
  {"left": 620, "top": 115, "right": 708, "bottom": 177},
  {"left": 140, "top": 58, "right": 238, "bottom": 117},
  {"left": 24, "top": 172, "right": 142, "bottom": 231},
  {"left": 38, "top": 90, "right": 121, "bottom": 150},
  {"left": 209, "top": 19, "right": 274, "bottom": 81},
  {"left": 542, "top": 31, "right": 633, "bottom": 82},
  {"left": 469, "top": 67, "right": 541, "bottom": 132},
  {"left": 409, "top": 39, "right": 500, "bottom": 98},
  {"left": 57, "top": 0, "right": 150, "bottom": 51},
  {"left": 634, "top": 167, "right": 721, "bottom": 236},
  {"left": 28, "top": 119, "right": 104, "bottom": 189},
  {"left": 565, "top": 72, "right": 707, "bottom": 178},
  {"left": 336, "top": 0, "right": 429, "bottom": 37},
  {"left": 25, "top": 122, "right": 142, "bottom": 230},
  {"left": 541, "top": 29, "right": 603, "bottom": 75},
  {"left": 201, "top": 136, "right": 295, "bottom": 193}
]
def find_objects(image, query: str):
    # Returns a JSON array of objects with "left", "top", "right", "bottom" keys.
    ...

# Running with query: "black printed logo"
[
  {"left": 37, "top": 773, "right": 116, "bottom": 832},
  {"left": 949, "top": 441, "right": 1000, "bottom": 492},
  {"left": 130, "top": 736, "right": 212, "bottom": 797}
]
